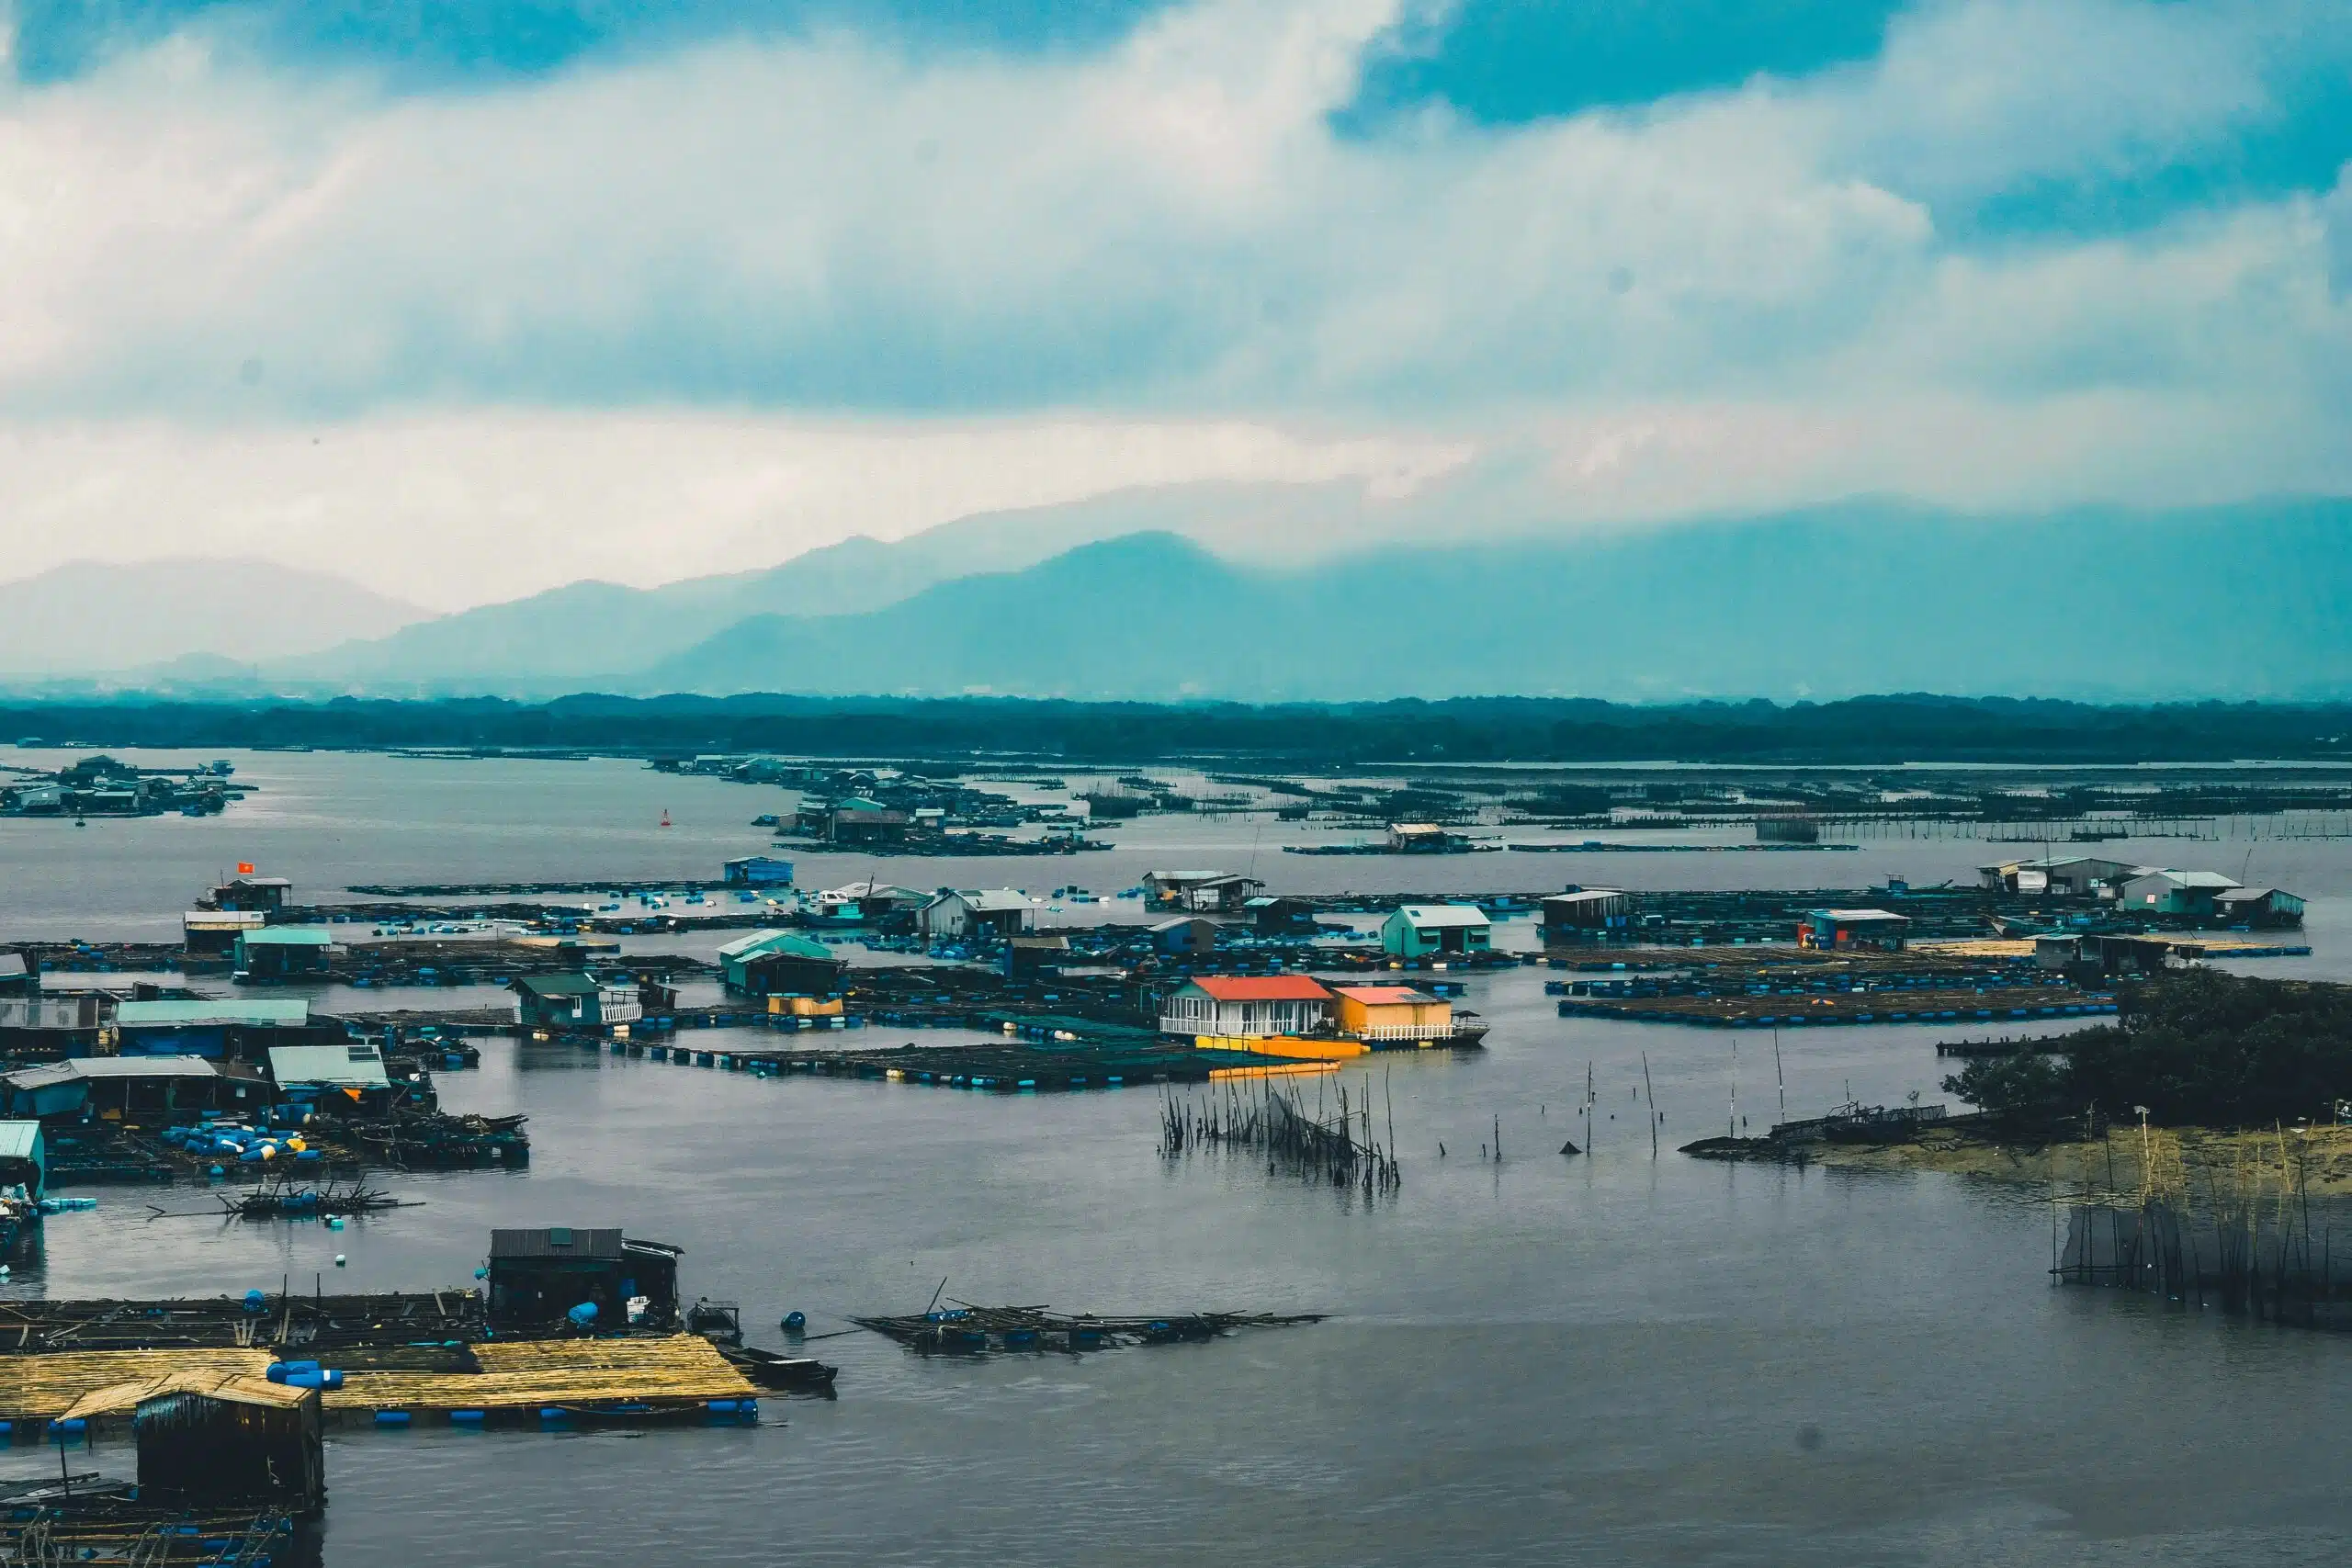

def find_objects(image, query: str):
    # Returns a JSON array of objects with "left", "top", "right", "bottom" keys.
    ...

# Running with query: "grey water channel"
[{"left": 4, "top": 750, "right": 2351, "bottom": 1564}]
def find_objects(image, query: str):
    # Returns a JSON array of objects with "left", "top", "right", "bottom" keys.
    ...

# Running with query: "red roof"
[{"left": 1185, "top": 976, "right": 1334, "bottom": 1001}]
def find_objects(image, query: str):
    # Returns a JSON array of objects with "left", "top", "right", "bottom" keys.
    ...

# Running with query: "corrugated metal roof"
[
  {"left": 717, "top": 930, "right": 831, "bottom": 961},
  {"left": 951, "top": 889, "right": 1033, "bottom": 912},
  {"left": 183, "top": 910, "right": 267, "bottom": 931},
  {"left": 1810, "top": 908, "right": 1912, "bottom": 923},
  {"left": 1183, "top": 976, "right": 1334, "bottom": 1001},
  {"left": 267, "top": 1043, "right": 390, "bottom": 1089},
  {"left": 4, "top": 1056, "right": 220, "bottom": 1090},
  {"left": 1334, "top": 986, "right": 1436, "bottom": 1007},
  {"left": 117, "top": 999, "right": 311, "bottom": 1028},
  {"left": 237, "top": 928, "right": 334, "bottom": 947},
  {"left": 1396, "top": 904, "right": 1491, "bottom": 927},
  {"left": 491, "top": 1227, "right": 625, "bottom": 1260},
  {"left": 512, "top": 973, "right": 603, "bottom": 998},
  {"left": 0, "top": 1122, "right": 40, "bottom": 1162}
]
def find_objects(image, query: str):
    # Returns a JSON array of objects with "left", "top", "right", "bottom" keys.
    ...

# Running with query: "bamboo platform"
[
  {"left": 330, "top": 1335, "right": 756, "bottom": 1417},
  {"left": 0, "top": 1349, "right": 271, "bottom": 1420},
  {"left": 1919, "top": 936, "right": 2312, "bottom": 959},
  {"left": 0, "top": 1337, "right": 756, "bottom": 1426}
]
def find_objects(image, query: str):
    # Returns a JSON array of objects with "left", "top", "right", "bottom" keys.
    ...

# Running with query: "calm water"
[{"left": 4, "top": 750, "right": 2352, "bottom": 1565}]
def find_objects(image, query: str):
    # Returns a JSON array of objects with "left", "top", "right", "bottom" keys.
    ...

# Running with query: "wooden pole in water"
[
  {"left": 1642, "top": 1052, "right": 1657, "bottom": 1158},
  {"left": 1729, "top": 1036, "right": 1738, "bottom": 1140},
  {"left": 1773, "top": 1029, "right": 1786, "bottom": 1126}
]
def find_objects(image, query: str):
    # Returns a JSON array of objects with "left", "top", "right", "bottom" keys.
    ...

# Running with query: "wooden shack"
[
  {"left": 1148, "top": 917, "right": 1217, "bottom": 956},
  {"left": 1540, "top": 888, "right": 1630, "bottom": 940},
  {"left": 232, "top": 927, "right": 334, "bottom": 980},
  {"left": 62, "top": 1371, "right": 323, "bottom": 1512},
  {"left": 487, "top": 1227, "right": 683, "bottom": 1332}
]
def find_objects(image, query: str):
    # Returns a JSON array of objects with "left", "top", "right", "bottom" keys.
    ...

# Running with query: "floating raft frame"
[{"left": 853, "top": 1304, "right": 1324, "bottom": 1356}]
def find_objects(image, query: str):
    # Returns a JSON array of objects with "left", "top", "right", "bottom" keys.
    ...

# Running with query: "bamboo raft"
[
  {"left": 0, "top": 1292, "right": 486, "bottom": 1354},
  {"left": 0, "top": 1336, "right": 758, "bottom": 1426},
  {"left": 853, "top": 1304, "right": 1323, "bottom": 1356}
]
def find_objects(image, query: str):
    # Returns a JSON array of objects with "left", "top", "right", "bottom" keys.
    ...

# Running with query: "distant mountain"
[
  {"left": 0, "top": 559, "right": 425, "bottom": 674},
  {"left": 638, "top": 501, "right": 2352, "bottom": 702},
  {"left": 295, "top": 493, "right": 1164, "bottom": 687}
]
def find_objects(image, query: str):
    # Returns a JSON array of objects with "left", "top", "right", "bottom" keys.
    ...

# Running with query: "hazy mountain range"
[
  {"left": 0, "top": 559, "right": 424, "bottom": 674},
  {"left": 6, "top": 497, "right": 2349, "bottom": 702}
]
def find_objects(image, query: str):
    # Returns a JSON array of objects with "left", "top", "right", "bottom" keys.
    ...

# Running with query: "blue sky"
[{"left": 2, "top": 0, "right": 2349, "bottom": 605}]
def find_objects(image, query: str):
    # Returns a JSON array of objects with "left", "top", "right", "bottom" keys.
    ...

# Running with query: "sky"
[{"left": 2, "top": 0, "right": 2350, "bottom": 610}]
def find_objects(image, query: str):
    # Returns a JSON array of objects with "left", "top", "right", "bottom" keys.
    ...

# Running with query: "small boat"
[
  {"left": 659, "top": 809, "right": 672, "bottom": 829},
  {"left": 715, "top": 1343, "right": 839, "bottom": 1395}
]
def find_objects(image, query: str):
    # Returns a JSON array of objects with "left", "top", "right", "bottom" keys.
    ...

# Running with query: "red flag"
[{"left": 236, "top": 862, "right": 255, "bottom": 874}]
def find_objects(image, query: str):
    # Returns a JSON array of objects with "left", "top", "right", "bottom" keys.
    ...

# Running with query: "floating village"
[{"left": 0, "top": 751, "right": 2344, "bottom": 1557}]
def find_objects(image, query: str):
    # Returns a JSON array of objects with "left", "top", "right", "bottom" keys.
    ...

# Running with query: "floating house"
[
  {"left": 2211, "top": 887, "right": 2306, "bottom": 928},
  {"left": 1158, "top": 976, "right": 1334, "bottom": 1039},
  {"left": 1386, "top": 822, "right": 1471, "bottom": 853},
  {"left": 209, "top": 876, "right": 293, "bottom": 914},
  {"left": 801, "top": 797, "right": 911, "bottom": 846},
  {"left": 1329, "top": 986, "right": 1455, "bottom": 1042},
  {"left": 0, "top": 1056, "right": 255, "bottom": 1120},
  {"left": 2117, "top": 869, "right": 2241, "bottom": 918},
  {"left": 1245, "top": 896, "right": 1317, "bottom": 935},
  {"left": 1141, "top": 872, "right": 1265, "bottom": 913},
  {"left": 114, "top": 998, "right": 314, "bottom": 1059},
  {"left": 1798, "top": 908, "right": 1912, "bottom": 951},
  {"left": 510, "top": 974, "right": 645, "bottom": 1029},
  {"left": 1976, "top": 855, "right": 2141, "bottom": 897},
  {"left": 809, "top": 880, "right": 929, "bottom": 924},
  {"left": 1381, "top": 904, "right": 1494, "bottom": 959},
  {"left": 64, "top": 1372, "right": 324, "bottom": 1511},
  {"left": 917, "top": 889, "right": 1035, "bottom": 941},
  {"left": 1004, "top": 933, "right": 1070, "bottom": 976},
  {"left": 182, "top": 908, "right": 267, "bottom": 956},
  {"left": 0, "top": 993, "right": 108, "bottom": 1054},
  {"left": 1540, "top": 888, "right": 1630, "bottom": 939},
  {"left": 722, "top": 855, "right": 796, "bottom": 888},
  {"left": 0, "top": 1122, "right": 44, "bottom": 1201},
  {"left": 1148, "top": 917, "right": 1218, "bottom": 956},
  {"left": 267, "top": 1042, "right": 395, "bottom": 1114},
  {"left": 233, "top": 927, "right": 334, "bottom": 980},
  {"left": 487, "top": 1227, "right": 683, "bottom": 1332},
  {"left": 716, "top": 930, "right": 842, "bottom": 996}
]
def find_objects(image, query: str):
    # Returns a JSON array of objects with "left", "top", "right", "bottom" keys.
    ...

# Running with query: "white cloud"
[{"left": 0, "top": 0, "right": 2346, "bottom": 602}]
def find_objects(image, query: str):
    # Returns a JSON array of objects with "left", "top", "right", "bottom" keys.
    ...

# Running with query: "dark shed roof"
[
  {"left": 491, "top": 1226, "right": 625, "bottom": 1260},
  {"left": 512, "top": 974, "right": 604, "bottom": 998}
]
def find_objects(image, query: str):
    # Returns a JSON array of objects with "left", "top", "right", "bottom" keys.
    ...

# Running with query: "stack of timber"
[{"left": 853, "top": 1303, "right": 1322, "bottom": 1356}]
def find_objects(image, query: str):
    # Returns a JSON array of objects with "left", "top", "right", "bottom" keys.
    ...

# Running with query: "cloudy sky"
[{"left": 3, "top": 0, "right": 2349, "bottom": 609}]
